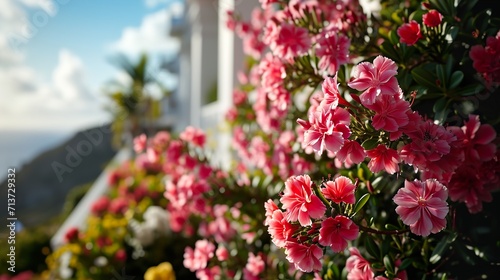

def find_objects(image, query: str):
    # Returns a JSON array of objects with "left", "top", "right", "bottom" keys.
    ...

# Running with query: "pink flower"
[
  {"left": 285, "top": 242, "right": 323, "bottom": 272},
  {"left": 270, "top": 23, "right": 311, "bottom": 62},
  {"left": 336, "top": 140, "right": 367, "bottom": 165},
  {"left": 469, "top": 32, "right": 500, "bottom": 86},
  {"left": 316, "top": 31, "right": 350, "bottom": 74},
  {"left": 243, "top": 252, "right": 265, "bottom": 279},
  {"left": 280, "top": 175, "right": 326, "bottom": 226},
  {"left": 152, "top": 131, "right": 170, "bottom": 150},
  {"left": 216, "top": 245, "right": 229, "bottom": 261},
  {"left": 180, "top": 126, "right": 206, "bottom": 147},
  {"left": 183, "top": 239, "right": 216, "bottom": 272},
  {"left": 267, "top": 209, "right": 297, "bottom": 247},
  {"left": 196, "top": 266, "right": 221, "bottom": 280},
  {"left": 114, "top": 249, "right": 127, "bottom": 262},
  {"left": 64, "top": 227, "right": 79, "bottom": 243},
  {"left": 297, "top": 108, "right": 351, "bottom": 155},
  {"left": 321, "top": 176, "right": 356, "bottom": 204},
  {"left": 397, "top": 20, "right": 422, "bottom": 46},
  {"left": 422, "top": 10, "right": 443, "bottom": 27},
  {"left": 461, "top": 114, "right": 497, "bottom": 162},
  {"left": 91, "top": 196, "right": 110, "bottom": 215},
  {"left": 233, "top": 89, "right": 247, "bottom": 105},
  {"left": 367, "top": 95, "right": 410, "bottom": 132},
  {"left": 348, "top": 56, "right": 400, "bottom": 106},
  {"left": 319, "top": 75, "right": 340, "bottom": 111},
  {"left": 264, "top": 199, "right": 279, "bottom": 226},
  {"left": 207, "top": 205, "right": 236, "bottom": 243},
  {"left": 366, "top": 144, "right": 400, "bottom": 174},
  {"left": 393, "top": 179, "right": 449, "bottom": 236},
  {"left": 346, "top": 247, "right": 374, "bottom": 280},
  {"left": 108, "top": 197, "right": 128, "bottom": 215},
  {"left": 319, "top": 216, "right": 359, "bottom": 252},
  {"left": 133, "top": 133, "right": 147, "bottom": 153},
  {"left": 400, "top": 120, "right": 457, "bottom": 172},
  {"left": 447, "top": 162, "right": 496, "bottom": 213}
]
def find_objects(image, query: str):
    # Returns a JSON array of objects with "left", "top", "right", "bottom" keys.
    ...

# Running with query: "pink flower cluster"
[
  {"left": 296, "top": 55, "right": 499, "bottom": 217},
  {"left": 470, "top": 31, "right": 500, "bottom": 88},
  {"left": 266, "top": 175, "right": 360, "bottom": 272}
]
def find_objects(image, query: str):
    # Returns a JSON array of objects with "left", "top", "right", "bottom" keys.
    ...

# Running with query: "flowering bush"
[
  {"left": 225, "top": 0, "right": 500, "bottom": 278},
  {"left": 47, "top": 0, "right": 500, "bottom": 279}
]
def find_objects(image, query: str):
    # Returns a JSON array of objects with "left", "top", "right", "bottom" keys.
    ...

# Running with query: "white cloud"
[
  {"left": 0, "top": 48, "right": 109, "bottom": 131},
  {"left": 0, "top": 0, "right": 108, "bottom": 131},
  {"left": 52, "top": 49, "right": 92, "bottom": 101},
  {"left": 110, "top": 8, "right": 180, "bottom": 56}
]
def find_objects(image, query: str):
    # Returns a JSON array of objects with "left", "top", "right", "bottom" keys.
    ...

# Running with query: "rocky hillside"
[{"left": 0, "top": 125, "right": 116, "bottom": 230}]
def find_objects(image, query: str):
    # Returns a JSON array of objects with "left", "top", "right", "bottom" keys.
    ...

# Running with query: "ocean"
[{"left": 0, "top": 130, "right": 72, "bottom": 182}]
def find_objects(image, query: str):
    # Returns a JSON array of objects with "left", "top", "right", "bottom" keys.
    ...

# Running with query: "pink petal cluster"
[
  {"left": 348, "top": 56, "right": 400, "bottom": 106},
  {"left": 284, "top": 242, "right": 323, "bottom": 272},
  {"left": 243, "top": 253, "right": 265, "bottom": 280},
  {"left": 321, "top": 176, "right": 356, "bottom": 204},
  {"left": 366, "top": 144, "right": 400, "bottom": 174},
  {"left": 469, "top": 31, "right": 500, "bottom": 87},
  {"left": 346, "top": 247, "right": 374, "bottom": 280},
  {"left": 316, "top": 30, "right": 350, "bottom": 74},
  {"left": 365, "top": 95, "right": 410, "bottom": 132},
  {"left": 422, "top": 10, "right": 443, "bottom": 27},
  {"left": 269, "top": 23, "right": 311, "bottom": 62},
  {"left": 133, "top": 133, "right": 147, "bottom": 153},
  {"left": 180, "top": 126, "right": 206, "bottom": 147},
  {"left": 183, "top": 239, "right": 216, "bottom": 272},
  {"left": 397, "top": 20, "right": 422, "bottom": 46},
  {"left": 297, "top": 108, "right": 351, "bottom": 156},
  {"left": 266, "top": 209, "right": 297, "bottom": 247},
  {"left": 461, "top": 114, "right": 497, "bottom": 162},
  {"left": 319, "top": 215, "right": 359, "bottom": 252},
  {"left": 336, "top": 140, "right": 367, "bottom": 166},
  {"left": 400, "top": 119, "right": 457, "bottom": 173},
  {"left": 445, "top": 115, "right": 498, "bottom": 213},
  {"left": 280, "top": 175, "right": 326, "bottom": 226},
  {"left": 393, "top": 179, "right": 449, "bottom": 236}
]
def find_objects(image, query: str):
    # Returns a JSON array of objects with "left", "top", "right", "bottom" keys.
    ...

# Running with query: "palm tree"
[{"left": 104, "top": 53, "right": 170, "bottom": 148}]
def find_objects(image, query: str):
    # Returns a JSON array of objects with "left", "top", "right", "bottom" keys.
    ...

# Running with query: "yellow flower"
[{"left": 144, "top": 262, "right": 176, "bottom": 280}]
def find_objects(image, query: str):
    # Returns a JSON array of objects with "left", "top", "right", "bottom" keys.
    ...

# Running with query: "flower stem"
[{"left": 312, "top": 182, "right": 331, "bottom": 210}]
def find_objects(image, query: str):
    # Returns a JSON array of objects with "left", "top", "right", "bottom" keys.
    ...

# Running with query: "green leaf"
[
  {"left": 455, "top": 84, "right": 483, "bottom": 96},
  {"left": 433, "top": 97, "right": 448, "bottom": 114},
  {"left": 357, "top": 168, "right": 365, "bottom": 181},
  {"left": 449, "top": 71, "right": 464, "bottom": 89},
  {"left": 352, "top": 193, "right": 370, "bottom": 216},
  {"left": 362, "top": 139, "right": 379, "bottom": 150},
  {"left": 412, "top": 66, "right": 440, "bottom": 91},
  {"left": 389, "top": 30, "right": 399, "bottom": 46},
  {"left": 399, "top": 258, "right": 413, "bottom": 270},
  {"left": 371, "top": 262, "right": 384, "bottom": 270},
  {"left": 409, "top": 10, "right": 425, "bottom": 22},
  {"left": 380, "top": 41, "right": 401, "bottom": 62},
  {"left": 385, "top": 224, "right": 400, "bottom": 230},
  {"left": 365, "top": 237, "right": 380, "bottom": 259},
  {"left": 383, "top": 255, "right": 394, "bottom": 274},
  {"left": 449, "top": 26, "right": 459, "bottom": 41},
  {"left": 436, "top": 64, "right": 447, "bottom": 90},
  {"left": 430, "top": 232, "right": 457, "bottom": 264}
]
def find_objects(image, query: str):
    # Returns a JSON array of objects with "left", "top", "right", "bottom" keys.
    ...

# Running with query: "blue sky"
[{"left": 0, "top": 0, "right": 183, "bottom": 133}]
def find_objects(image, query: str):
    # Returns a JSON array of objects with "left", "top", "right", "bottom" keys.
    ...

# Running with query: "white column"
[{"left": 216, "top": 0, "right": 258, "bottom": 169}]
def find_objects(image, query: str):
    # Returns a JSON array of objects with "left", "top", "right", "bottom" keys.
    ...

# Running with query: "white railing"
[{"left": 50, "top": 148, "right": 131, "bottom": 249}]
